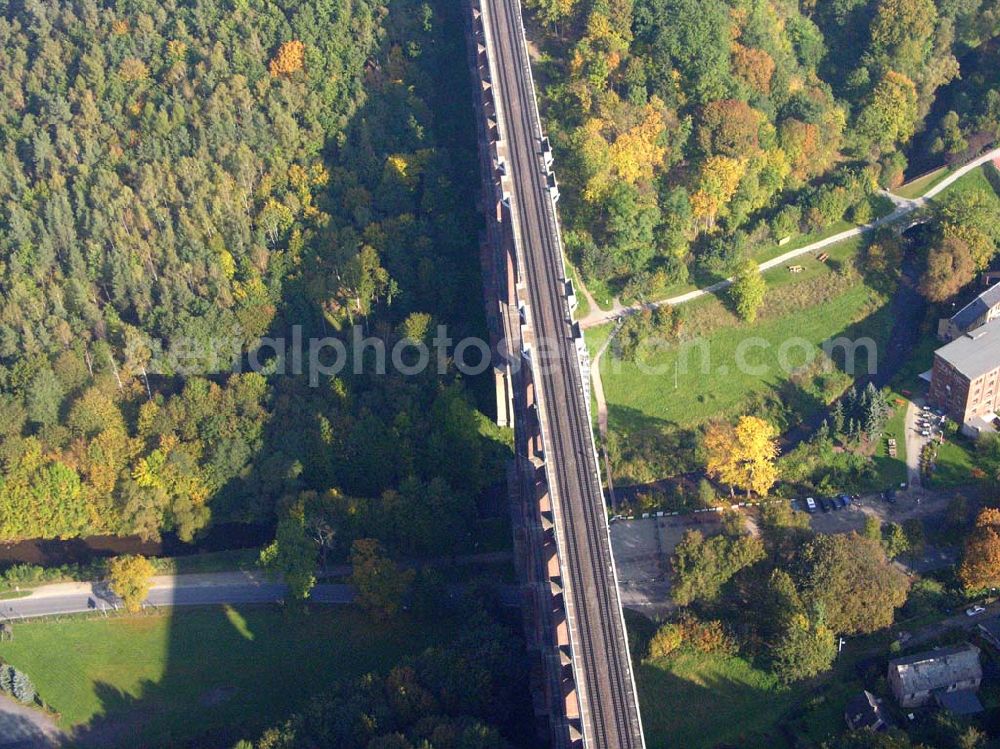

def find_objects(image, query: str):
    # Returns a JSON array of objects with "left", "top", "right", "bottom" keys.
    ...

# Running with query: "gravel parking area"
[
  {"left": 0, "top": 695, "right": 62, "bottom": 749},
  {"left": 610, "top": 513, "right": 723, "bottom": 615},
  {"left": 610, "top": 486, "right": 961, "bottom": 613}
]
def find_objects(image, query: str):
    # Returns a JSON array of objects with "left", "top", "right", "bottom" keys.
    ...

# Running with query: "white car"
[
  {"left": 805, "top": 497, "right": 817, "bottom": 512},
  {"left": 966, "top": 605, "right": 986, "bottom": 617}
]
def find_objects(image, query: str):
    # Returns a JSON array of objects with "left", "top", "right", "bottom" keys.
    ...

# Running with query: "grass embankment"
[
  {"left": 895, "top": 165, "right": 951, "bottom": 199},
  {"left": 940, "top": 162, "right": 1000, "bottom": 202},
  {"left": 0, "top": 606, "right": 453, "bottom": 747},
  {"left": 593, "top": 237, "right": 891, "bottom": 431}
]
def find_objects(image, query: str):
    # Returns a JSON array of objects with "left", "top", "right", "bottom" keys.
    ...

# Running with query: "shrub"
[
  {"left": 0, "top": 665, "right": 35, "bottom": 704},
  {"left": 648, "top": 623, "right": 684, "bottom": 659},
  {"left": 12, "top": 670, "right": 34, "bottom": 704},
  {"left": 0, "top": 665, "right": 14, "bottom": 694},
  {"left": 685, "top": 618, "right": 737, "bottom": 655}
]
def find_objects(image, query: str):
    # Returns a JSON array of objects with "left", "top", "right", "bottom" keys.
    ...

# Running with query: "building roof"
[
  {"left": 935, "top": 689, "right": 984, "bottom": 715},
  {"left": 949, "top": 283, "right": 1000, "bottom": 332},
  {"left": 845, "top": 690, "right": 889, "bottom": 730},
  {"left": 935, "top": 317, "right": 1000, "bottom": 380},
  {"left": 889, "top": 644, "right": 982, "bottom": 696}
]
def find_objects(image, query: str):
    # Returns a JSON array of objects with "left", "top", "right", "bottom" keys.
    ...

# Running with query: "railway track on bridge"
[{"left": 477, "top": 0, "right": 646, "bottom": 745}]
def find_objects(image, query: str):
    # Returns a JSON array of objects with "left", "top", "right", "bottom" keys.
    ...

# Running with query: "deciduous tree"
[
  {"left": 349, "top": 538, "right": 415, "bottom": 619},
  {"left": 730, "top": 259, "right": 766, "bottom": 322},
  {"left": 260, "top": 505, "right": 317, "bottom": 600},
  {"left": 108, "top": 554, "right": 156, "bottom": 614},
  {"left": 670, "top": 529, "right": 765, "bottom": 605},
  {"left": 959, "top": 508, "right": 1000, "bottom": 591},
  {"left": 797, "top": 533, "right": 909, "bottom": 634},
  {"left": 920, "top": 235, "right": 974, "bottom": 302},
  {"left": 703, "top": 416, "right": 779, "bottom": 497}
]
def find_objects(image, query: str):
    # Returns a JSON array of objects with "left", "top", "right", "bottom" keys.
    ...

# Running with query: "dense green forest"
[
  {"left": 525, "top": 0, "right": 1000, "bottom": 295},
  {"left": 0, "top": 0, "right": 507, "bottom": 547}
]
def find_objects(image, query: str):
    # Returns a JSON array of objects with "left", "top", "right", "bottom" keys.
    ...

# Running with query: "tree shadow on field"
[
  {"left": 604, "top": 404, "right": 700, "bottom": 490},
  {"left": 63, "top": 604, "right": 473, "bottom": 748}
]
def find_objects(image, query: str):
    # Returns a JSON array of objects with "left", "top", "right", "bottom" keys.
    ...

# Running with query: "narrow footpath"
[{"left": 577, "top": 146, "right": 1000, "bottom": 331}]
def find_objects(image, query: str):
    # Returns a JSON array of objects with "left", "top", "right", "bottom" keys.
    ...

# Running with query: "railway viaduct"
[{"left": 464, "top": 2, "right": 647, "bottom": 747}]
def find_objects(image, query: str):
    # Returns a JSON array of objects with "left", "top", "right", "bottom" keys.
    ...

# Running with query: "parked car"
[
  {"left": 884, "top": 489, "right": 897, "bottom": 504},
  {"left": 804, "top": 497, "right": 817, "bottom": 513},
  {"left": 966, "top": 605, "right": 987, "bottom": 617},
  {"left": 837, "top": 495, "right": 850, "bottom": 508},
  {"left": 921, "top": 430, "right": 931, "bottom": 437},
  {"left": 820, "top": 497, "right": 832, "bottom": 512}
]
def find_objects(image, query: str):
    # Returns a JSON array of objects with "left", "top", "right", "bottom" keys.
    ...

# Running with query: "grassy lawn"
[
  {"left": 0, "top": 606, "right": 454, "bottom": 747},
  {"left": 597, "top": 269, "right": 889, "bottom": 430},
  {"left": 874, "top": 393, "right": 909, "bottom": 486},
  {"left": 896, "top": 166, "right": 951, "bottom": 199},
  {"left": 760, "top": 235, "right": 861, "bottom": 291},
  {"left": 754, "top": 219, "right": 856, "bottom": 266},
  {"left": 638, "top": 651, "right": 797, "bottom": 749},
  {"left": 930, "top": 437, "right": 978, "bottom": 488},
  {"left": 936, "top": 163, "right": 1000, "bottom": 202}
]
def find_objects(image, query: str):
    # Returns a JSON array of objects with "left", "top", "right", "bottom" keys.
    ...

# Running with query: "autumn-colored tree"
[
  {"left": 780, "top": 119, "right": 820, "bottom": 181},
  {"left": 798, "top": 533, "right": 909, "bottom": 634},
  {"left": 919, "top": 235, "right": 974, "bottom": 302},
  {"left": 526, "top": 0, "right": 576, "bottom": 28},
  {"left": 944, "top": 223, "right": 995, "bottom": 271},
  {"left": 118, "top": 57, "right": 149, "bottom": 82},
  {"left": 703, "top": 415, "right": 779, "bottom": 497},
  {"left": 108, "top": 554, "right": 156, "bottom": 613},
  {"left": 731, "top": 43, "right": 775, "bottom": 94},
  {"left": 868, "top": 0, "right": 937, "bottom": 77},
  {"left": 608, "top": 101, "right": 669, "bottom": 184},
  {"left": 350, "top": 538, "right": 415, "bottom": 619},
  {"left": 959, "top": 508, "right": 1000, "bottom": 591},
  {"left": 691, "top": 155, "right": 745, "bottom": 230},
  {"left": 696, "top": 99, "right": 764, "bottom": 157},
  {"left": 270, "top": 40, "right": 305, "bottom": 77}
]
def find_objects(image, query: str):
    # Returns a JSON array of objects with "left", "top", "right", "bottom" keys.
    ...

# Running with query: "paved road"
[
  {"left": 0, "top": 572, "right": 354, "bottom": 621},
  {"left": 480, "top": 0, "right": 645, "bottom": 745},
  {"left": 577, "top": 146, "right": 1000, "bottom": 330},
  {"left": 0, "top": 693, "right": 63, "bottom": 749}
]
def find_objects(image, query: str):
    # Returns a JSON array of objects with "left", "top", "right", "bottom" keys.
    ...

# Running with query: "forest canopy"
[
  {"left": 526, "top": 0, "right": 1000, "bottom": 295},
  {"left": 0, "top": 0, "right": 505, "bottom": 548}
]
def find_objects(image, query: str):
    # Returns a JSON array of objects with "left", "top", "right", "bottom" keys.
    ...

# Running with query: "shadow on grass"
[
  {"left": 61, "top": 605, "right": 453, "bottom": 748},
  {"left": 604, "top": 405, "right": 700, "bottom": 489},
  {"left": 634, "top": 651, "right": 794, "bottom": 749}
]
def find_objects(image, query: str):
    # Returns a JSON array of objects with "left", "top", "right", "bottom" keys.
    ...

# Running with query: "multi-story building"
[
  {"left": 928, "top": 317, "right": 1000, "bottom": 436},
  {"left": 938, "top": 282, "right": 1000, "bottom": 341}
]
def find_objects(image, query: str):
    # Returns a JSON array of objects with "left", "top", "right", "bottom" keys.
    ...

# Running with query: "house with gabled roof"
[
  {"left": 888, "top": 644, "right": 983, "bottom": 709},
  {"left": 939, "top": 282, "right": 1000, "bottom": 342}
]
